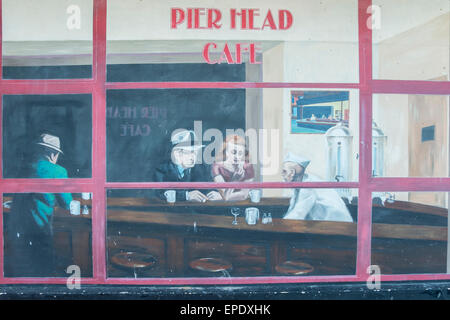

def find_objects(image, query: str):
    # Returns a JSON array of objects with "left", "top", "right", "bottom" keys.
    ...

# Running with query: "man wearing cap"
[
  {"left": 281, "top": 152, "right": 353, "bottom": 222},
  {"left": 5, "top": 133, "right": 73, "bottom": 276},
  {"left": 153, "top": 130, "right": 222, "bottom": 202}
]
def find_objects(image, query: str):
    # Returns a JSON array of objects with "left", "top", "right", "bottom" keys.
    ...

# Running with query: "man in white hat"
[
  {"left": 281, "top": 152, "right": 353, "bottom": 222},
  {"left": 154, "top": 130, "right": 222, "bottom": 202},
  {"left": 5, "top": 133, "right": 73, "bottom": 277}
]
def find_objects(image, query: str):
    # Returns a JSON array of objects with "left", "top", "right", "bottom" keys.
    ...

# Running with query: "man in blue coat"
[{"left": 5, "top": 133, "right": 73, "bottom": 277}]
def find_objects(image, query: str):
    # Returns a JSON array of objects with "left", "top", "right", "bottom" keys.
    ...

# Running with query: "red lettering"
[
  {"left": 278, "top": 10, "right": 293, "bottom": 30},
  {"left": 250, "top": 43, "right": 261, "bottom": 64},
  {"left": 194, "top": 8, "right": 206, "bottom": 29},
  {"left": 186, "top": 8, "right": 193, "bottom": 29},
  {"left": 203, "top": 42, "right": 217, "bottom": 64},
  {"left": 171, "top": 8, "right": 185, "bottom": 29},
  {"left": 174, "top": 8, "right": 292, "bottom": 31},
  {"left": 230, "top": 9, "right": 247, "bottom": 29},
  {"left": 219, "top": 43, "right": 234, "bottom": 64},
  {"left": 248, "top": 9, "right": 260, "bottom": 30},
  {"left": 261, "top": 9, "right": 277, "bottom": 30},
  {"left": 203, "top": 42, "right": 262, "bottom": 65},
  {"left": 235, "top": 43, "right": 242, "bottom": 64},
  {"left": 207, "top": 9, "right": 222, "bottom": 29}
]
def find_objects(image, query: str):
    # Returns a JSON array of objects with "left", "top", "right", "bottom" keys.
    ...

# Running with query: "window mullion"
[
  {"left": 92, "top": 0, "right": 107, "bottom": 282},
  {"left": 356, "top": 0, "right": 374, "bottom": 279}
]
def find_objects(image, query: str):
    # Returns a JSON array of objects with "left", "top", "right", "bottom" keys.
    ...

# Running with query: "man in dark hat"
[
  {"left": 154, "top": 130, "right": 222, "bottom": 202},
  {"left": 4, "top": 133, "right": 73, "bottom": 277}
]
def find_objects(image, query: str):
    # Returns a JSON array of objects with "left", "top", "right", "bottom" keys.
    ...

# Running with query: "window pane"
[
  {"left": 372, "top": 94, "right": 449, "bottom": 178},
  {"left": 2, "top": 0, "right": 93, "bottom": 79},
  {"left": 107, "top": 188, "right": 357, "bottom": 278},
  {"left": 106, "top": 0, "right": 358, "bottom": 83},
  {"left": 371, "top": 191, "right": 448, "bottom": 274},
  {"left": 263, "top": 89, "right": 360, "bottom": 184},
  {"left": 2, "top": 94, "right": 92, "bottom": 178},
  {"left": 106, "top": 89, "right": 246, "bottom": 182},
  {"left": 3, "top": 192, "right": 93, "bottom": 277},
  {"left": 372, "top": 0, "right": 450, "bottom": 81},
  {"left": 106, "top": 89, "right": 359, "bottom": 183}
]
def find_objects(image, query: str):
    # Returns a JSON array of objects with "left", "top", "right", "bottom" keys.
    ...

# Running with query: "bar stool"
[
  {"left": 189, "top": 257, "right": 233, "bottom": 277},
  {"left": 275, "top": 260, "right": 314, "bottom": 276},
  {"left": 111, "top": 251, "right": 157, "bottom": 276}
]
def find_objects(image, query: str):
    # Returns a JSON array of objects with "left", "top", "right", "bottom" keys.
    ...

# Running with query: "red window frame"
[{"left": 0, "top": 0, "right": 449, "bottom": 286}]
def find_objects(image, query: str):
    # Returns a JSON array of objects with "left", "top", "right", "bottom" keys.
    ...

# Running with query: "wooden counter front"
[
  {"left": 105, "top": 197, "right": 448, "bottom": 277},
  {"left": 2, "top": 196, "right": 448, "bottom": 277}
]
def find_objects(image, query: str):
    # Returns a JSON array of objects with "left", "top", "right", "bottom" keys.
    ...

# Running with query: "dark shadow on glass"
[
  {"left": 106, "top": 89, "right": 245, "bottom": 182},
  {"left": 2, "top": 94, "right": 92, "bottom": 178},
  {"left": 3, "top": 192, "right": 93, "bottom": 277},
  {"left": 371, "top": 192, "right": 448, "bottom": 275},
  {"left": 107, "top": 63, "right": 245, "bottom": 82},
  {"left": 3, "top": 65, "right": 92, "bottom": 79}
]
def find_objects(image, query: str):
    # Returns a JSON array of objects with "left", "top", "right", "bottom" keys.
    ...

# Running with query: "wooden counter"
[
  {"left": 105, "top": 197, "right": 448, "bottom": 277},
  {"left": 3, "top": 196, "right": 448, "bottom": 277},
  {"left": 107, "top": 209, "right": 447, "bottom": 242},
  {"left": 107, "top": 209, "right": 357, "bottom": 236}
]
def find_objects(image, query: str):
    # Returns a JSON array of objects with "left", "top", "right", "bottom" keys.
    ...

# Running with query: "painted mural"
[{"left": 290, "top": 91, "right": 350, "bottom": 134}]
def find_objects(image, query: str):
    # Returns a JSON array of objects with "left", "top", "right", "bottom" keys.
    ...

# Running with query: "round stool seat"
[
  {"left": 189, "top": 258, "right": 232, "bottom": 274},
  {"left": 275, "top": 261, "right": 314, "bottom": 275},
  {"left": 111, "top": 251, "right": 157, "bottom": 271}
]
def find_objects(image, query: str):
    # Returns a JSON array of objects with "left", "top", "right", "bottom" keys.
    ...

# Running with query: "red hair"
[{"left": 215, "top": 134, "right": 250, "bottom": 162}]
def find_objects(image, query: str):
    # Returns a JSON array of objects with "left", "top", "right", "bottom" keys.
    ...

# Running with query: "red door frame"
[{"left": 0, "top": 0, "right": 449, "bottom": 285}]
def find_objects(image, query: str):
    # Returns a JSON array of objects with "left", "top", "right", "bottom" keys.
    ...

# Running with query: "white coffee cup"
[
  {"left": 164, "top": 190, "right": 176, "bottom": 203},
  {"left": 81, "top": 192, "right": 91, "bottom": 200},
  {"left": 249, "top": 189, "right": 261, "bottom": 203},
  {"left": 70, "top": 200, "right": 81, "bottom": 215}
]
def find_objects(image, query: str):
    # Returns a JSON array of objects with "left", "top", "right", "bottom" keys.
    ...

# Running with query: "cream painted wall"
[
  {"left": 2, "top": 0, "right": 358, "bottom": 42},
  {"left": 262, "top": 41, "right": 360, "bottom": 180},
  {"left": 282, "top": 41, "right": 359, "bottom": 83},
  {"left": 373, "top": 94, "right": 409, "bottom": 178},
  {"left": 106, "top": 0, "right": 358, "bottom": 42},
  {"left": 373, "top": 12, "right": 449, "bottom": 204},
  {"left": 373, "top": 12, "right": 449, "bottom": 177},
  {"left": 372, "top": 0, "right": 450, "bottom": 43},
  {"left": 260, "top": 87, "right": 360, "bottom": 198},
  {"left": 2, "top": 0, "right": 93, "bottom": 41},
  {"left": 374, "top": 12, "right": 450, "bottom": 80},
  {"left": 260, "top": 9, "right": 449, "bottom": 202},
  {"left": 261, "top": 41, "right": 360, "bottom": 197}
]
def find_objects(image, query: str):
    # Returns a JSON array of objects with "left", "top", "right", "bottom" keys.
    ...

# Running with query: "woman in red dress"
[{"left": 211, "top": 134, "right": 255, "bottom": 201}]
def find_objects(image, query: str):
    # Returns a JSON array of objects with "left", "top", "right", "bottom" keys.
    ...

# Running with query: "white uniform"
[{"left": 283, "top": 174, "right": 353, "bottom": 222}]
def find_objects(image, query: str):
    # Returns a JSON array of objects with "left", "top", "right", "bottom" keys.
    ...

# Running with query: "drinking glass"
[{"left": 231, "top": 207, "right": 241, "bottom": 225}]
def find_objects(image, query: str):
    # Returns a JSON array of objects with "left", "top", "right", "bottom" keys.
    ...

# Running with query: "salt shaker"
[
  {"left": 262, "top": 212, "right": 269, "bottom": 224},
  {"left": 82, "top": 205, "right": 90, "bottom": 215},
  {"left": 81, "top": 193, "right": 91, "bottom": 215}
]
